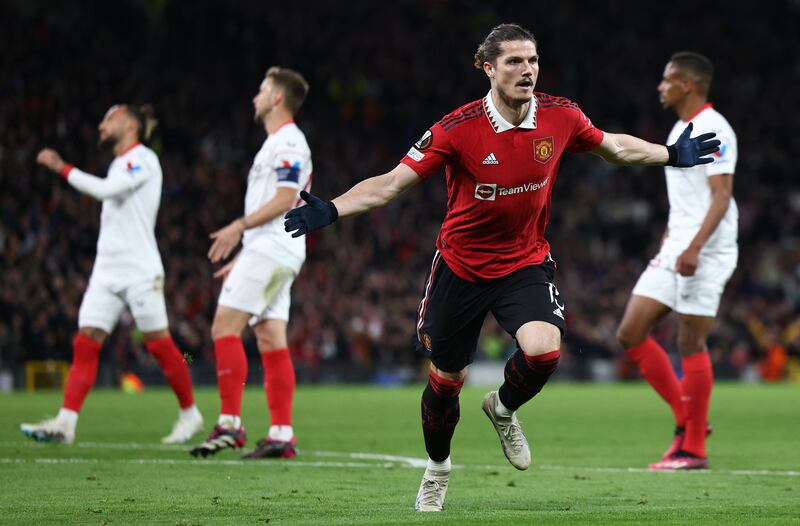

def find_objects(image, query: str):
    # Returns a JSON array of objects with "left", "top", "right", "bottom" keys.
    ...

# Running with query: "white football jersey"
[
  {"left": 242, "top": 121, "right": 312, "bottom": 272},
  {"left": 66, "top": 142, "right": 164, "bottom": 287},
  {"left": 661, "top": 104, "right": 738, "bottom": 256}
]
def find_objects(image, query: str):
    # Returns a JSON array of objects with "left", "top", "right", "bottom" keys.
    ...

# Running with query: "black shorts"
[{"left": 415, "top": 252, "right": 565, "bottom": 372}]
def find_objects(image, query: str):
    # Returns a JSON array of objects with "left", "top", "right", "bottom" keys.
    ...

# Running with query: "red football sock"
[
  {"left": 146, "top": 336, "right": 194, "bottom": 409},
  {"left": 214, "top": 336, "right": 248, "bottom": 416},
  {"left": 62, "top": 334, "right": 103, "bottom": 412},
  {"left": 627, "top": 337, "right": 686, "bottom": 427},
  {"left": 498, "top": 349, "right": 560, "bottom": 411},
  {"left": 681, "top": 352, "right": 713, "bottom": 458},
  {"left": 261, "top": 348, "right": 295, "bottom": 426},
  {"left": 421, "top": 371, "right": 464, "bottom": 461}
]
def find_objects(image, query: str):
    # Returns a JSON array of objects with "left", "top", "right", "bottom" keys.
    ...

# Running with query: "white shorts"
[
  {"left": 218, "top": 249, "right": 296, "bottom": 324},
  {"left": 632, "top": 250, "right": 737, "bottom": 317},
  {"left": 78, "top": 275, "right": 168, "bottom": 333}
]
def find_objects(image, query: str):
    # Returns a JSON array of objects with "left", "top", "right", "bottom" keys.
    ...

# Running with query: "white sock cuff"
[
  {"left": 268, "top": 425, "right": 294, "bottom": 441},
  {"left": 427, "top": 456, "right": 451, "bottom": 472},
  {"left": 495, "top": 396, "right": 512, "bottom": 417},
  {"left": 57, "top": 408, "right": 79, "bottom": 430},
  {"left": 218, "top": 414, "right": 241, "bottom": 429},
  {"left": 179, "top": 405, "right": 201, "bottom": 420}
]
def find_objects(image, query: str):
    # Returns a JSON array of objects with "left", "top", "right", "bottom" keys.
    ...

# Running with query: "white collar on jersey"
[{"left": 483, "top": 91, "right": 537, "bottom": 133}]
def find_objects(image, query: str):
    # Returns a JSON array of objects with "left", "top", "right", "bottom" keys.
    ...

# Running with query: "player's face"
[
  {"left": 253, "top": 77, "right": 279, "bottom": 122},
  {"left": 488, "top": 40, "right": 539, "bottom": 105},
  {"left": 97, "top": 105, "right": 129, "bottom": 149},
  {"left": 658, "top": 62, "right": 690, "bottom": 110}
]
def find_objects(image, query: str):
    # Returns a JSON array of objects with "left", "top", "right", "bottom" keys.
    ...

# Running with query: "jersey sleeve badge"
[
  {"left": 276, "top": 160, "right": 301, "bottom": 183},
  {"left": 415, "top": 129, "right": 433, "bottom": 150},
  {"left": 126, "top": 161, "right": 142, "bottom": 174},
  {"left": 406, "top": 129, "right": 433, "bottom": 162}
]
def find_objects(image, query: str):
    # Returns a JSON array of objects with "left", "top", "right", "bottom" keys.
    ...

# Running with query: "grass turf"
[{"left": 0, "top": 383, "right": 798, "bottom": 525}]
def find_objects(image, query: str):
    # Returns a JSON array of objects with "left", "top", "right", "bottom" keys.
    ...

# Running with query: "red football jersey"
[{"left": 400, "top": 91, "right": 604, "bottom": 282}]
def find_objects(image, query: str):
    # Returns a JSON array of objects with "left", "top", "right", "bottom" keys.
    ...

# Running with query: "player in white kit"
[
  {"left": 21, "top": 104, "right": 203, "bottom": 444},
  {"left": 190, "top": 67, "right": 312, "bottom": 459},
  {"left": 616, "top": 52, "right": 738, "bottom": 470}
]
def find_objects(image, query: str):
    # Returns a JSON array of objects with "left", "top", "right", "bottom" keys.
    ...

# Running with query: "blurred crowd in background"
[{"left": 2, "top": 0, "right": 799, "bottom": 388}]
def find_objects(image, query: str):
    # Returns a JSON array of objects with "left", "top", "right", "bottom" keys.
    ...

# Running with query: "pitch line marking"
[
  {"left": 3, "top": 442, "right": 799, "bottom": 477},
  {"left": 0, "top": 441, "right": 428, "bottom": 467},
  {"left": 0, "top": 457, "right": 398, "bottom": 469},
  {"left": 1, "top": 457, "right": 798, "bottom": 476}
]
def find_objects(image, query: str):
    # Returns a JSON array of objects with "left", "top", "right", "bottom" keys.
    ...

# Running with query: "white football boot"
[
  {"left": 415, "top": 467, "right": 450, "bottom": 512},
  {"left": 20, "top": 417, "right": 75, "bottom": 444},
  {"left": 482, "top": 391, "right": 531, "bottom": 470},
  {"left": 162, "top": 407, "right": 204, "bottom": 444}
]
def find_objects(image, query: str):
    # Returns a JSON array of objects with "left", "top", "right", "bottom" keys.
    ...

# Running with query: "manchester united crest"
[
  {"left": 419, "top": 331, "right": 432, "bottom": 351},
  {"left": 533, "top": 136, "right": 554, "bottom": 164}
]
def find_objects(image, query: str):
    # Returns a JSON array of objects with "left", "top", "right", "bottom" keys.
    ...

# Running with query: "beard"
[
  {"left": 98, "top": 134, "right": 118, "bottom": 151},
  {"left": 253, "top": 105, "right": 271, "bottom": 124}
]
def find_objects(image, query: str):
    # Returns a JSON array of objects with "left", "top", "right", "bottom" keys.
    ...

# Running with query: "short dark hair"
[
  {"left": 670, "top": 51, "right": 714, "bottom": 96},
  {"left": 124, "top": 104, "right": 158, "bottom": 143},
  {"left": 474, "top": 23, "right": 537, "bottom": 69},
  {"left": 266, "top": 66, "right": 310, "bottom": 115}
]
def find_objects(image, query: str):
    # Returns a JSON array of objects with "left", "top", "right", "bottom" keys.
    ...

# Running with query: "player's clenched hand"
[
  {"left": 676, "top": 246, "right": 700, "bottom": 277},
  {"left": 36, "top": 148, "right": 66, "bottom": 174},
  {"left": 283, "top": 191, "right": 338, "bottom": 238},
  {"left": 665, "top": 122, "right": 721, "bottom": 167},
  {"left": 208, "top": 220, "right": 245, "bottom": 263}
]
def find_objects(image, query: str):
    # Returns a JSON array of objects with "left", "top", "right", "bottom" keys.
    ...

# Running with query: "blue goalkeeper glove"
[
  {"left": 284, "top": 191, "right": 338, "bottom": 238},
  {"left": 665, "top": 122, "right": 721, "bottom": 167}
]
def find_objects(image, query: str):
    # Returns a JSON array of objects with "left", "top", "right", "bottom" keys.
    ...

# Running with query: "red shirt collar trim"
[
  {"left": 685, "top": 102, "right": 713, "bottom": 122},
  {"left": 119, "top": 141, "right": 142, "bottom": 156}
]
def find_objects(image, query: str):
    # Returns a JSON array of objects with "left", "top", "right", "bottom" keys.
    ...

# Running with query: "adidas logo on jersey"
[{"left": 482, "top": 153, "right": 499, "bottom": 165}]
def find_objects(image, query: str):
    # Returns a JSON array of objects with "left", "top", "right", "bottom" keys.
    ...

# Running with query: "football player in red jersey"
[{"left": 285, "top": 24, "right": 719, "bottom": 512}]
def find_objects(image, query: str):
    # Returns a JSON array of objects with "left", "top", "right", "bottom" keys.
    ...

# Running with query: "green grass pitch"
[{"left": 0, "top": 383, "right": 798, "bottom": 525}]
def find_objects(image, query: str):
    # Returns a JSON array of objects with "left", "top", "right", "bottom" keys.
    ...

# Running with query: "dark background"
[{"left": 1, "top": 0, "right": 798, "bottom": 387}]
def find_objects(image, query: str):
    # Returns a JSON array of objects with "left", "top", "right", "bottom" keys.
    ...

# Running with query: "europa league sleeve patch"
[{"left": 415, "top": 129, "right": 433, "bottom": 151}]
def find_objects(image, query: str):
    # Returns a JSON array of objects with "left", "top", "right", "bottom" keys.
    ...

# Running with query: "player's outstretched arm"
[
  {"left": 36, "top": 147, "right": 146, "bottom": 201},
  {"left": 591, "top": 123, "right": 720, "bottom": 168},
  {"left": 284, "top": 163, "right": 421, "bottom": 238}
]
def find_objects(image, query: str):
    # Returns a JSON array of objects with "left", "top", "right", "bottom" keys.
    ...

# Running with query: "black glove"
[
  {"left": 284, "top": 191, "right": 338, "bottom": 238},
  {"left": 665, "top": 122, "right": 721, "bottom": 167}
]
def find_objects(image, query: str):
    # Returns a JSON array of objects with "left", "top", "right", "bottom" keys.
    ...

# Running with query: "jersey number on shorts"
[{"left": 549, "top": 283, "right": 565, "bottom": 320}]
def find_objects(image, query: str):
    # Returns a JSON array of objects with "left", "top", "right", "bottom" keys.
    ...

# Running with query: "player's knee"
[
  {"left": 677, "top": 334, "right": 706, "bottom": 356},
  {"left": 616, "top": 325, "right": 641, "bottom": 350},
  {"left": 430, "top": 364, "right": 467, "bottom": 383},
  {"left": 254, "top": 323, "right": 287, "bottom": 352},
  {"left": 516, "top": 321, "right": 561, "bottom": 356},
  {"left": 256, "top": 334, "right": 277, "bottom": 352},
  {"left": 141, "top": 328, "right": 170, "bottom": 344},
  {"left": 78, "top": 327, "right": 107, "bottom": 345},
  {"left": 210, "top": 320, "right": 233, "bottom": 341}
]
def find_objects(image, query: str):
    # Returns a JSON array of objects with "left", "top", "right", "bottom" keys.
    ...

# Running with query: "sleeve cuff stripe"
[{"left": 60, "top": 164, "right": 74, "bottom": 179}]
